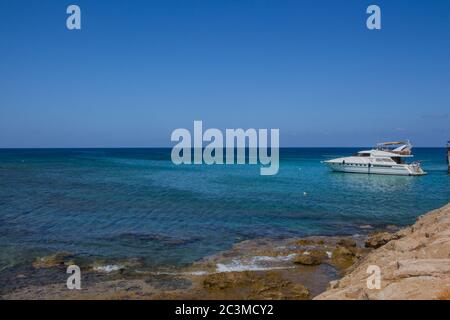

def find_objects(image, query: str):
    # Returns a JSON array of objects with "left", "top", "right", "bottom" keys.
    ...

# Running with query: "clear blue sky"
[{"left": 1, "top": 0, "right": 449, "bottom": 147}]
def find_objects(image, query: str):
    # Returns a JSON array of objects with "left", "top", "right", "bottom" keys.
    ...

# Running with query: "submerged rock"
[
  {"left": 293, "top": 250, "right": 327, "bottom": 266},
  {"left": 330, "top": 246, "right": 357, "bottom": 271},
  {"left": 293, "top": 255, "right": 321, "bottom": 266},
  {"left": 295, "top": 238, "right": 325, "bottom": 246},
  {"left": 32, "top": 252, "right": 74, "bottom": 269},
  {"left": 295, "top": 239, "right": 316, "bottom": 246},
  {"left": 337, "top": 238, "right": 357, "bottom": 248}
]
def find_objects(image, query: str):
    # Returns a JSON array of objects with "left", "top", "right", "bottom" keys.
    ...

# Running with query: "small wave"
[
  {"left": 216, "top": 262, "right": 295, "bottom": 273},
  {"left": 250, "top": 254, "right": 297, "bottom": 262},
  {"left": 184, "top": 271, "right": 209, "bottom": 276},
  {"left": 216, "top": 254, "right": 297, "bottom": 273},
  {"left": 151, "top": 270, "right": 210, "bottom": 276},
  {"left": 93, "top": 264, "right": 124, "bottom": 273}
]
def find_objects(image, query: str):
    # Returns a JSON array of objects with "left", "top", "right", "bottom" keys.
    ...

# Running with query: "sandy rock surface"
[{"left": 315, "top": 203, "right": 450, "bottom": 300}]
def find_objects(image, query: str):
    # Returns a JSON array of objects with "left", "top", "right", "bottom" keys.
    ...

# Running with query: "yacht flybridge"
[{"left": 323, "top": 141, "right": 426, "bottom": 176}]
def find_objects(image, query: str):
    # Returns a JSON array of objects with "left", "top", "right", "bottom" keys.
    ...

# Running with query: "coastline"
[
  {"left": 2, "top": 203, "right": 449, "bottom": 300},
  {"left": 315, "top": 202, "right": 450, "bottom": 300}
]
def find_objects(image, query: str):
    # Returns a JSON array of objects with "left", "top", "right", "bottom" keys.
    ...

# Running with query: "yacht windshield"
[{"left": 392, "top": 157, "right": 405, "bottom": 164}]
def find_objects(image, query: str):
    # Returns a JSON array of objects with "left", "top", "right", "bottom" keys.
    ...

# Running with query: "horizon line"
[{"left": 0, "top": 146, "right": 447, "bottom": 149}]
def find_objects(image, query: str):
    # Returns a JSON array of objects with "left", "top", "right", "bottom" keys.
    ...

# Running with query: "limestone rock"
[{"left": 315, "top": 203, "right": 450, "bottom": 300}]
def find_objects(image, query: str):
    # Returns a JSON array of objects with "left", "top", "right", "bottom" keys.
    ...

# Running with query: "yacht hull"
[
  {"left": 322, "top": 144, "right": 426, "bottom": 176},
  {"left": 324, "top": 162, "right": 425, "bottom": 176}
]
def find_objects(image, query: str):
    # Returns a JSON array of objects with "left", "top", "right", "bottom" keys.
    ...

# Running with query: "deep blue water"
[{"left": 0, "top": 148, "right": 448, "bottom": 270}]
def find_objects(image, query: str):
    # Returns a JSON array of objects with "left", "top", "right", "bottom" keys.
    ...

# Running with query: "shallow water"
[{"left": 0, "top": 148, "right": 448, "bottom": 271}]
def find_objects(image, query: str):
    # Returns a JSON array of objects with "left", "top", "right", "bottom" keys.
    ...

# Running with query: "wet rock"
[
  {"left": 295, "top": 239, "right": 316, "bottom": 246},
  {"left": 293, "top": 255, "right": 320, "bottom": 266},
  {"left": 330, "top": 246, "right": 357, "bottom": 271},
  {"left": 202, "top": 270, "right": 310, "bottom": 300},
  {"left": 337, "top": 238, "right": 357, "bottom": 248},
  {"left": 365, "top": 231, "right": 400, "bottom": 249},
  {"left": 293, "top": 250, "right": 327, "bottom": 266},
  {"left": 295, "top": 238, "right": 325, "bottom": 246},
  {"left": 32, "top": 252, "right": 74, "bottom": 269},
  {"left": 146, "top": 275, "right": 192, "bottom": 290}
]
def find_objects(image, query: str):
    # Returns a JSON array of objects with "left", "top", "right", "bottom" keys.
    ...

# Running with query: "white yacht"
[{"left": 323, "top": 141, "right": 426, "bottom": 176}]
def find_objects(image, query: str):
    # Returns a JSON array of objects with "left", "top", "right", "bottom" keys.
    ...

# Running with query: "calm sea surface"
[{"left": 0, "top": 148, "right": 448, "bottom": 271}]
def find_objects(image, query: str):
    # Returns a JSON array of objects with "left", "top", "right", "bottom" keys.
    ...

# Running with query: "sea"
[{"left": 0, "top": 148, "right": 448, "bottom": 272}]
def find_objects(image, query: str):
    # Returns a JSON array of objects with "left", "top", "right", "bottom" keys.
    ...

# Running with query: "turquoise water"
[{"left": 0, "top": 148, "right": 448, "bottom": 270}]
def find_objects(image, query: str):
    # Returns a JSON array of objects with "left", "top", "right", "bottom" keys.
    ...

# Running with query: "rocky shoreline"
[
  {"left": 315, "top": 202, "right": 450, "bottom": 300},
  {"left": 2, "top": 203, "right": 449, "bottom": 300}
]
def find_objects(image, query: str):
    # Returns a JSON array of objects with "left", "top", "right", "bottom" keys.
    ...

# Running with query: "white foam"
[
  {"left": 216, "top": 262, "right": 290, "bottom": 273},
  {"left": 215, "top": 254, "right": 297, "bottom": 273},
  {"left": 250, "top": 254, "right": 297, "bottom": 262},
  {"left": 151, "top": 270, "right": 209, "bottom": 276},
  {"left": 184, "top": 271, "right": 209, "bottom": 276},
  {"left": 93, "top": 264, "right": 124, "bottom": 273}
]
